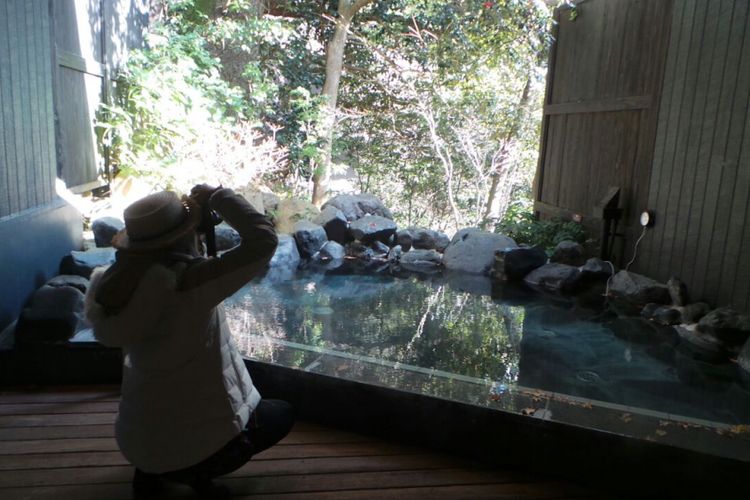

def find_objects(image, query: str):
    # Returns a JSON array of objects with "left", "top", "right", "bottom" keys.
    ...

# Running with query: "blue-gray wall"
[{"left": 0, "top": 0, "right": 82, "bottom": 331}]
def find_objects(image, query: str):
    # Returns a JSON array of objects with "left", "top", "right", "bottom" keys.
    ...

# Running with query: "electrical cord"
[{"left": 625, "top": 225, "right": 649, "bottom": 271}]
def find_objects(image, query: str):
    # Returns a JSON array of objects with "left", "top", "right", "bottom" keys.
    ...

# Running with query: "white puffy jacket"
[{"left": 85, "top": 189, "right": 277, "bottom": 473}]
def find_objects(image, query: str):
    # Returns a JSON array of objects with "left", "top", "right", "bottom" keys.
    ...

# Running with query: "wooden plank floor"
[{"left": 0, "top": 386, "right": 608, "bottom": 499}]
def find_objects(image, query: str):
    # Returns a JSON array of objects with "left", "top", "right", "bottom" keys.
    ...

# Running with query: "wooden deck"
[{"left": 0, "top": 386, "right": 607, "bottom": 499}]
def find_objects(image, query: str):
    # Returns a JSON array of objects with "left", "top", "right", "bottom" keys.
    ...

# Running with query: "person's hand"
[{"left": 189, "top": 184, "right": 220, "bottom": 208}]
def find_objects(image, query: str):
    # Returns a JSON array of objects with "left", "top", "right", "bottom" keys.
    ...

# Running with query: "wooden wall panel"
[
  {"left": 535, "top": 0, "right": 673, "bottom": 263},
  {"left": 641, "top": 0, "right": 750, "bottom": 310},
  {"left": 0, "top": 0, "right": 57, "bottom": 218}
]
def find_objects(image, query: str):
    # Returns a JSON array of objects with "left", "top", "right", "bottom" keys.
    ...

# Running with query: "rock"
[
  {"left": 314, "top": 206, "right": 349, "bottom": 244},
  {"left": 215, "top": 223, "right": 241, "bottom": 251},
  {"left": 550, "top": 240, "right": 586, "bottom": 266},
  {"left": 349, "top": 215, "right": 397, "bottom": 244},
  {"left": 396, "top": 230, "right": 413, "bottom": 252},
  {"left": 667, "top": 277, "right": 689, "bottom": 306},
  {"left": 15, "top": 285, "right": 85, "bottom": 343},
  {"left": 608, "top": 271, "right": 670, "bottom": 305},
  {"left": 387, "top": 245, "right": 403, "bottom": 262},
  {"left": 740, "top": 337, "right": 750, "bottom": 375},
  {"left": 494, "top": 245, "right": 547, "bottom": 280},
  {"left": 675, "top": 323, "right": 730, "bottom": 362},
  {"left": 640, "top": 303, "right": 662, "bottom": 320},
  {"left": 443, "top": 228, "right": 517, "bottom": 275},
  {"left": 652, "top": 306, "right": 683, "bottom": 326},
  {"left": 399, "top": 227, "right": 450, "bottom": 252},
  {"left": 317, "top": 241, "right": 345, "bottom": 261},
  {"left": 293, "top": 221, "right": 328, "bottom": 258},
  {"left": 523, "top": 263, "right": 581, "bottom": 292},
  {"left": 580, "top": 258, "right": 615, "bottom": 280},
  {"left": 46, "top": 275, "right": 89, "bottom": 294},
  {"left": 681, "top": 302, "right": 710, "bottom": 324},
  {"left": 400, "top": 249, "right": 443, "bottom": 272},
  {"left": 322, "top": 193, "right": 393, "bottom": 221},
  {"left": 91, "top": 217, "right": 124, "bottom": 248},
  {"left": 346, "top": 241, "right": 375, "bottom": 261},
  {"left": 273, "top": 198, "right": 320, "bottom": 234},
  {"left": 697, "top": 307, "right": 750, "bottom": 347},
  {"left": 262, "top": 235, "right": 300, "bottom": 282},
  {"left": 261, "top": 192, "right": 281, "bottom": 214},
  {"left": 236, "top": 185, "right": 266, "bottom": 214},
  {"left": 59, "top": 248, "right": 116, "bottom": 279},
  {"left": 370, "top": 240, "right": 391, "bottom": 255}
]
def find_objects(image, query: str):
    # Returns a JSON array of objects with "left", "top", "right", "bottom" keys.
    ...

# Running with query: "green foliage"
[{"left": 498, "top": 201, "right": 588, "bottom": 252}]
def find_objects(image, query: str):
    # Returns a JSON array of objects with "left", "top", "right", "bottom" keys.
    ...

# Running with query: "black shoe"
[
  {"left": 132, "top": 469, "right": 164, "bottom": 499},
  {"left": 191, "top": 479, "right": 231, "bottom": 500}
]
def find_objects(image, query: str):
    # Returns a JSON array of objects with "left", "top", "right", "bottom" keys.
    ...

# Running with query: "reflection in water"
[{"left": 225, "top": 267, "right": 750, "bottom": 427}]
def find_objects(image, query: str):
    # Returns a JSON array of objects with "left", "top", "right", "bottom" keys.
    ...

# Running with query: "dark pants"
[{"left": 138, "top": 399, "right": 294, "bottom": 486}]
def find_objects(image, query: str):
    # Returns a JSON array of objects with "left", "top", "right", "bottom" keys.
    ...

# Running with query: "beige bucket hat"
[{"left": 111, "top": 191, "right": 201, "bottom": 252}]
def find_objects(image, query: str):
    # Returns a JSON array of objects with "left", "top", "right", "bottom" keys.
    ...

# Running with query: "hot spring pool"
[{"left": 225, "top": 264, "right": 750, "bottom": 461}]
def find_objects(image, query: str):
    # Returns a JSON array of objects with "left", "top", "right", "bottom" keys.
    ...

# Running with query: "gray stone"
[
  {"left": 262, "top": 235, "right": 300, "bottom": 282},
  {"left": 59, "top": 248, "right": 117, "bottom": 279},
  {"left": 608, "top": 271, "right": 670, "bottom": 305},
  {"left": 652, "top": 306, "right": 683, "bottom": 326},
  {"left": 313, "top": 206, "right": 349, "bottom": 243},
  {"left": 681, "top": 302, "right": 711, "bottom": 324},
  {"left": 370, "top": 240, "right": 391, "bottom": 255},
  {"left": 15, "top": 285, "right": 84, "bottom": 342},
  {"left": 494, "top": 245, "right": 547, "bottom": 280},
  {"left": 46, "top": 275, "right": 89, "bottom": 294},
  {"left": 740, "top": 337, "right": 750, "bottom": 375},
  {"left": 550, "top": 240, "right": 586, "bottom": 266},
  {"left": 675, "top": 324, "right": 729, "bottom": 361},
  {"left": 697, "top": 307, "right": 750, "bottom": 347},
  {"left": 400, "top": 249, "right": 443, "bottom": 272},
  {"left": 346, "top": 241, "right": 375, "bottom": 261},
  {"left": 400, "top": 227, "right": 451, "bottom": 252},
  {"left": 667, "top": 276, "right": 689, "bottom": 306},
  {"left": 640, "top": 303, "right": 662, "bottom": 320},
  {"left": 215, "top": 223, "right": 241, "bottom": 251},
  {"left": 261, "top": 192, "right": 281, "bottom": 214},
  {"left": 580, "top": 258, "right": 615, "bottom": 280},
  {"left": 349, "top": 216, "right": 398, "bottom": 244},
  {"left": 317, "top": 240, "right": 346, "bottom": 261},
  {"left": 322, "top": 193, "right": 394, "bottom": 221},
  {"left": 443, "top": 228, "right": 517, "bottom": 275},
  {"left": 396, "top": 230, "right": 413, "bottom": 252},
  {"left": 387, "top": 245, "right": 403, "bottom": 262},
  {"left": 293, "top": 221, "right": 328, "bottom": 258},
  {"left": 91, "top": 216, "right": 124, "bottom": 248},
  {"left": 523, "top": 263, "right": 581, "bottom": 292}
]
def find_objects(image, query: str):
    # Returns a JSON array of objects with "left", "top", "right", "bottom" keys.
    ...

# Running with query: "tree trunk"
[
  {"left": 312, "top": 0, "right": 374, "bottom": 206},
  {"left": 481, "top": 77, "right": 533, "bottom": 227}
]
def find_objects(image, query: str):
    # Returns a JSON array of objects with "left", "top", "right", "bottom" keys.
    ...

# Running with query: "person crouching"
[{"left": 85, "top": 185, "right": 294, "bottom": 499}]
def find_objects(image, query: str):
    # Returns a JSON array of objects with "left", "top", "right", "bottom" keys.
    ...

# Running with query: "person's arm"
[{"left": 179, "top": 188, "right": 278, "bottom": 308}]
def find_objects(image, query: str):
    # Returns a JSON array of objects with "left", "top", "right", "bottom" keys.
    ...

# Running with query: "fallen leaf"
[
  {"left": 521, "top": 407, "right": 536, "bottom": 416},
  {"left": 655, "top": 430, "right": 667, "bottom": 437},
  {"left": 620, "top": 413, "right": 632, "bottom": 423}
]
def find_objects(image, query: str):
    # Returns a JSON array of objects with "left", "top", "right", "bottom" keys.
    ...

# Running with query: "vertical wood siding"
[
  {"left": 641, "top": 0, "right": 750, "bottom": 310},
  {"left": 535, "top": 0, "right": 674, "bottom": 262},
  {"left": 0, "top": 0, "right": 56, "bottom": 218}
]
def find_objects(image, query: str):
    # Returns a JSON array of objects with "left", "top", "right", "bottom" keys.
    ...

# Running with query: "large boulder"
[
  {"left": 317, "top": 240, "right": 346, "bottom": 261},
  {"left": 370, "top": 240, "right": 391, "bottom": 256},
  {"left": 494, "top": 245, "right": 547, "bottom": 280},
  {"left": 400, "top": 249, "right": 443, "bottom": 273},
  {"left": 273, "top": 198, "right": 320, "bottom": 234},
  {"left": 91, "top": 217, "right": 124, "bottom": 248},
  {"left": 697, "top": 307, "right": 750, "bottom": 347},
  {"left": 262, "top": 235, "right": 300, "bottom": 282},
  {"left": 322, "top": 194, "right": 393, "bottom": 221},
  {"left": 215, "top": 223, "right": 241, "bottom": 252},
  {"left": 549, "top": 240, "right": 586, "bottom": 267},
  {"left": 667, "top": 277, "right": 689, "bottom": 306},
  {"left": 349, "top": 215, "right": 397, "bottom": 244},
  {"left": 314, "top": 206, "right": 349, "bottom": 244},
  {"left": 60, "top": 248, "right": 116, "bottom": 278},
  {"left": 608, "top": 271, "right": 670, "bottom": 305},
  {"left": 580, "top": 258, "right": 614, "bottom": 280},
  {"left": 523, "top": 263, "right": 581, "bottom": 292},
  {"left": 443, "top": 228, "right": 517, "bottom": 275},
  {"left": 15, "top": 285, "right": 85, "bottom": 343},
  {"left": 675, "top": 324, "right": 730, "bottom": 362},
  {"left": 293, "top": 221, "right": 328, "bottom": 258}
]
